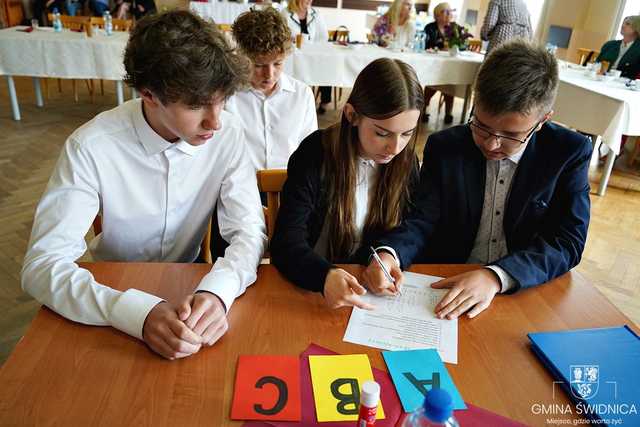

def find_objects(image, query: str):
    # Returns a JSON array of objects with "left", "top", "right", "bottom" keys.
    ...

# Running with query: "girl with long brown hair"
[{"left": 271, "top": 57, "right": 424, "bottom": 310}]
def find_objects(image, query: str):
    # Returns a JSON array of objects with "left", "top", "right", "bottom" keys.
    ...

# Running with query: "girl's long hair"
[{"left": 322, "top": 58, "right": 424, "bottom": 260}]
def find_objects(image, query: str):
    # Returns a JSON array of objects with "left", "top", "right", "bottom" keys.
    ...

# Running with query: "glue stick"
[{"left": 357, "top": 380, "right": 380, "bottom": 427}]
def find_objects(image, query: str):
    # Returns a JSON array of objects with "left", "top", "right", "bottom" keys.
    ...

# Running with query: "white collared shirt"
[
  {"left": 281, "top": 8, "right": 328, "bottom": 43},
  {"left": 613, "top": 39, "right": 634, "bottom": 69},
  {"left": 225, "top": 73, "right": 317, "bottom": 170},
  {"left": 22, "top": 99, "right": 267, "bottom": 340},
  {"left": 314, "top": 157, "right": 378, "bottom": 258},
  {"left": 468, "top": 148, "right": 525, "bottom": 292}
]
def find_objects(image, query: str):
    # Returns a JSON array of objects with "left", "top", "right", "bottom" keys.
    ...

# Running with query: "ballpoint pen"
[{"left": 369, "top": 247, "right": 402, "bottom": 295}]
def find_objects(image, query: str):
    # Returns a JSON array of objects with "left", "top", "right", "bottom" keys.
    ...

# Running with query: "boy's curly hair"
[
  {"left": 123, "top": 10, "right": 250, "bottom": 106},
  {"left": 232, "top": 7, "right": 292, "bottom": 60}
]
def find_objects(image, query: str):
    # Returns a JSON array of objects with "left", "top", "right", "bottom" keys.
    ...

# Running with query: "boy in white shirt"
[
  {"left": 21, "top": 11, "right": 267, "bottom": 360},
  {"left": 225, "top": 7, "right": 317, "bottom": 171}
]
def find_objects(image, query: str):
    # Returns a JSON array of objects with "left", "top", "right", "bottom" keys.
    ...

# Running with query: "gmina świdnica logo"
[{"left": 570, "top": 365, "right": 599, "bottom": 399}]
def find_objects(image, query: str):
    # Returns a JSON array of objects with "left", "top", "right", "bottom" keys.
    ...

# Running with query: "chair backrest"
[
  {"left": 328, "top": 28, "right": 349, "bottom": 42},
  {"left": 90, "top": 16, "right": 133, "bottom": 31},
  {"left": 256, "top": 169, "right": 287, "bottom": 243},
  {"left": 48, "top": 14, "right": 91, "bottom": 34},
  {"left": 577, "top": 47, "right": 599, "bottom": 66},
  {"left": 4, "top": 0, "right": 24, "bottom": 27},
  {"left": 467, "top": 38, "right": 482, "bottom": 52}
]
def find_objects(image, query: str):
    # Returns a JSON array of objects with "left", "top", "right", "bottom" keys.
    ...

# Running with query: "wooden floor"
[{"left": 1, "top": 76, "right": 639, "bottom": 365}]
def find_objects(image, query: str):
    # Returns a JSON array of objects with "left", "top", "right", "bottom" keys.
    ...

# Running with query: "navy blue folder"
[{"left": 528, "top": 326, "right": 640, "bottom": 426}]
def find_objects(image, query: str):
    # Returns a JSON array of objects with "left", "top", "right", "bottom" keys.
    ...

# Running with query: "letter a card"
[
  {"left": 231, "top": 355, "right": 301, "bottom": 421},
  {"left": 383, "top": 349, "right": 466, "bottom": 412},
  {"left": 308, "top": 354, "right": 385, "bottom": 422}
]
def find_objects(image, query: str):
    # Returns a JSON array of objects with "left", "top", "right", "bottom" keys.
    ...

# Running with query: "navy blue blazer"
[
  {"left": 271, "top": 128, "right": 420, "bottom": 293},
  {"left": 362, "top": 122, "right": 592, "bottom": 291}
]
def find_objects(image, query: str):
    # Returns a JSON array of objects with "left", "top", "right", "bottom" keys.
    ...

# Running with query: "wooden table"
[{"left": 0, "top": 263, "right": 637, "bottom": 426}]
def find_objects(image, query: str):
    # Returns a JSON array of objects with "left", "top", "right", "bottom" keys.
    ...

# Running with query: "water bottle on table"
[
  {"left": 52, "top": 8, "right": 62, "bottom": 32},
  {"left": 401, "top": 388, "right": 460, "bottom": 427},
  {"left": 103, "top": 11, "right": 113, "bottom": 36}
]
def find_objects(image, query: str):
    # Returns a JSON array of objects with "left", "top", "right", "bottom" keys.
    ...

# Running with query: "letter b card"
[
  {"left": 308, "top": 354, "right": 385, "bottom": 422},
  {"left": 231, "top": 355, "right": 301, "bottom": 421}
]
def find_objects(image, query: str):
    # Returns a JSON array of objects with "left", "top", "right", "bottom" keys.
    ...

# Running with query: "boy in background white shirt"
[
  {"left": 21, "top": 11, "right": 267, "bottom": 360},
  {"left": 225, "top": 7, "right": 317, "bottom": 171}
]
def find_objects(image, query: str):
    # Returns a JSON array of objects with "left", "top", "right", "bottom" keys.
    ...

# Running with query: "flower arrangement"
[{"left": 443, "top": 23, "right": 473, "bottom": 49}]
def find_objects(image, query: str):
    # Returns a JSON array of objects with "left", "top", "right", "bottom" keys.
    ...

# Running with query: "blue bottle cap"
[{"left": 423, "top": 388, "right": 453, "bottom": 423}]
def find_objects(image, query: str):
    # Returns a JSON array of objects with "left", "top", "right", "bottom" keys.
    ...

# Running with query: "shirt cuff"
[
  {"left": 485, "top": 265, "right": 517, "bottom": 293},
  {"left": 110, "top": 288, "right": 164, "bottom": 340},
  {"left": 374, "top": 246, "right": 400, "bottom": 268},
  {"left": 195, "top": 263, "right": 241, "bottom": 314}
]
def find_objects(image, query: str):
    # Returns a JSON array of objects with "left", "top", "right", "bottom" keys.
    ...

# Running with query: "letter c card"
[{"left": 231, "top": 355, "right": 301, "bottom": 421}]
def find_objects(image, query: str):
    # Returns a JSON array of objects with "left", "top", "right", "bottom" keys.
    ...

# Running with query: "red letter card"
[{"left": 231, "top": 355, "right": 301, "bottom": 421}]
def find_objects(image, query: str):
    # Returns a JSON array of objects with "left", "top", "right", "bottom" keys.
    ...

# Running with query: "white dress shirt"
[
  {"left": 22, "top": 99, "right": 267, "bottom": 340},
  {"left": 314, "top": 157, "right": 378, "bottom": 258},
  {"left": 613, "top": 40, "right": 633, "bottom": 69},
  {"left": 281, "top": 8, "right": 328, "bottom": 43},
  {"left": 468, "top": 149, "right": 525, "bottom": 292},
  {"left": 224, "top": 73, "right": 317, "bottom": 170}
]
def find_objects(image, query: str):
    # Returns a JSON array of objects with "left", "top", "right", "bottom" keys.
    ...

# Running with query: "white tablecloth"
[
  {"left": 189, "top": 1, "right": 252, "bottom": 24},
  {"left": 285, "top": 42, "right": 485, "bottom": 87},
  {"left": 554, "top": 65, "right": 640, "bottom": 154},
  {"left": 0, "top": 26, "right": 127, "bottom": 80}
]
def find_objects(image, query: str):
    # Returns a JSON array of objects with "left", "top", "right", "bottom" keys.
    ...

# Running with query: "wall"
[{"left": 537, "top": 0, "right": 622, "bottom": 63}]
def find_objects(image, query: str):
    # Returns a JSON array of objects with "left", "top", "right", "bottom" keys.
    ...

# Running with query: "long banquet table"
[
  {"left": 554, "top": 63, "right": 640, "bottom": 195},
  {"left": 2, "top": 26, "right": 639, "bottom": 195}
]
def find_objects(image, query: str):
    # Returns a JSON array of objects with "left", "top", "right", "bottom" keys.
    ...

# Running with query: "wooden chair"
[
  {"left": 323, "top": 28, "right": 350, "bottom": 110},
  {"left": 628, "top": 137, "right": 640, "bottom": 168},
  {"left": 92, "top": 215, "right": 215, "bottom": 264},
  {"left": 48, "top": 14, "right": 91, "bottom": 33},
  {"left": 87, "top": 17, "right": 133, "bottom": 99},
  {"left": 467, "top": 39, "right": 482, "bottom": 52},
  {"left": 3, "top": 0, "right": 24, "bottom": 27},
  {"left": 46, "top": 15, "right": 93, "bottom": 102},
  {"left": 328, "top": 29, "right": 349, "bottom": 42},
  {"left": 89, "top": 16, "right": 133, "bottom": 31},
  {"left": 577, "top": 47, "right": 599, "bottom": 66},
  {"left": 201, "top": 218, "right": 213, "bottom": 264},
  {"left": 256, "top": 169, "right": 287, "bottom": 244}
]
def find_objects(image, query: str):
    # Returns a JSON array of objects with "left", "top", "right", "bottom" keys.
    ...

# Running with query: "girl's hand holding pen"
[{"left": 362, "top": 250, "right": 404, "bottom": 295}]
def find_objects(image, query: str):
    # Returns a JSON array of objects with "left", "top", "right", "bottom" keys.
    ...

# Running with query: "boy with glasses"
[{"left": 361, "top": 39, "right": 592, "bottom": 320}]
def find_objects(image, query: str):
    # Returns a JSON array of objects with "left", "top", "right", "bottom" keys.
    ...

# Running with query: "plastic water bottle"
[
  {"left": 103, "top": 11, "right": 113, "bottom": 36},
  {"left": 52, "top": 8, "right": 62, "bottom": 32},
  {"left": 401, "top": 389, "right": 460, "bottom": 427}
]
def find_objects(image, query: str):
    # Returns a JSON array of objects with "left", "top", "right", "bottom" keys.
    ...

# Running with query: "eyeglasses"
[{"left": 467, "top": 116, "right": 540, "bottom": 149}]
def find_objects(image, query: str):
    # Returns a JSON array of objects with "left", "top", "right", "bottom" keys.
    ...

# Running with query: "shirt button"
[
  {"left": 492, "top": 238, "right": 497, "bottom": 243},
  {"left": 496, "top": 211, "right": 501, "bottom": 216},
  {"left": 499, "top": 179, "right": 504, "bottom": 184}
]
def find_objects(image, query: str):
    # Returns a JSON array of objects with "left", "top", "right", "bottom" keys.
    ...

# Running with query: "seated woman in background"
[
  {"left": 597, "top": 15, "right": 640, "bottom": 79},
  {"left": 372, "top": 0, "right": 415, "bottom": 48},
  {"left": 271, "top": 58, "right": 423, "bottom": 310},
  {"left": 282, "top": 0, "right": 332, "bottom": 114},
  {"left": 225, "top": 7, "right": 317, "bottom": 172},
  {"left": 422, "top": 2, "right": 470, "bottom": 124},
  {"left": 112, "top": 0, "right": 156, "bottom": 19}
]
